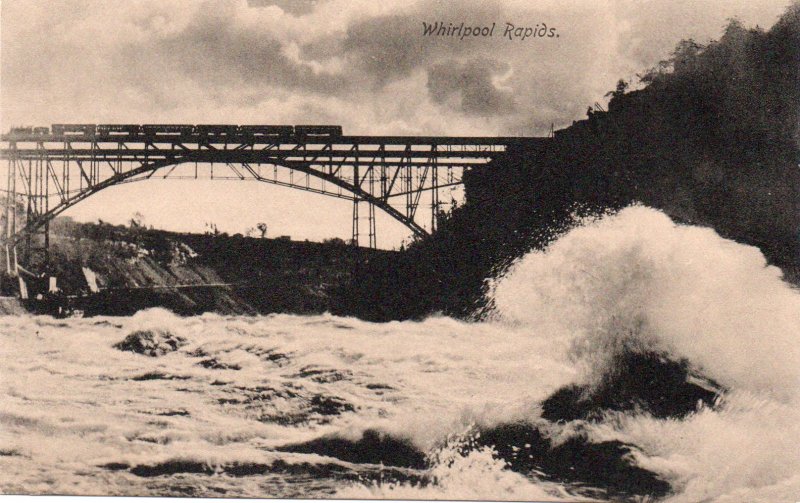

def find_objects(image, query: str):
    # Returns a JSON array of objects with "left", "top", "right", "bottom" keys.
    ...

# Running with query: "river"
[{"left": 1, "top": 206, "right": 798, "bottom": 501}]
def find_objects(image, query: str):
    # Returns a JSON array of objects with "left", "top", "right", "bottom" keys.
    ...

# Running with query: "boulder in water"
[
  {"left": 113, "top": 329, "right": 187, "bottom": 357},
  {"left": 277, "top": 429, "right": 427, "bottom": 469},
  {"left": 541, "top": 350, "right": 723, "bottom": 421},
  {"left": 475, "top": 421, "right": 672, "bottom": 499}
]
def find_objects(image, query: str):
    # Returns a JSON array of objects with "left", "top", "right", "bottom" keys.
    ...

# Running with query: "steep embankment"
[
  {"left": 340, "top": 8, "right": 800, "bottom": 321},
  {"left": 41, "top": 221, "right": 392, "bottom": 316}
]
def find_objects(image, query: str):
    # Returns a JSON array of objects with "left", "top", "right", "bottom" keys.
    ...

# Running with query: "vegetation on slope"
[
  {"left": 339, "top": 7, "right": 800, "bottom": 321},
  {"left": 40, "top": 217, "right": 393, "bottom": 316}
]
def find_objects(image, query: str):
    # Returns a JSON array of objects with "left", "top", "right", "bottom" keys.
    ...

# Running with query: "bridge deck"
[
  {"left": 2, "top": 128, "right": 549, "bottom": 166},
  {"left": 2, "top": 131, "right": 547, "bottom": 147}
]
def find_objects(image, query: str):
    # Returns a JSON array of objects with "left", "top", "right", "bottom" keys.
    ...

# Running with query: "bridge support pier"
[
  {"left": 430, "top": 151, "right": 440, "bottom": 233},
  {"left": 351, "top": 198, "right": 377, "bottom": 249},
  {"left": 3, "top": 145, "right": 51, "bottom": 277},
  {"left": 3, "top": 149, "right": 18, "bottom": 276},
  {"left": 351, "top": 196, "right": 359, "bottom": 246},
  {"left": 350, "top": 163, "right": 378, "bottom": 249},
  {"left": 22, "top": 153, "right": 50, "bottom": 271}
]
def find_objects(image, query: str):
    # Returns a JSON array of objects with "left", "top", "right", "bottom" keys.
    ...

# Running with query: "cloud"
[
  {"left": 0, "top": 0, "right": 791, "bottom": 136},
  {"left": 427, "top": 58, "right": 515, "bottom": 116},
  {"left": 0, "top": 0, "right": 791, "bottom": 244},
  {"left": 247, "top": 0, "right": 319, "bottom": 16},
  {"left": 114, "top": 5, "right": 351, "bottom": 97},
  {"left": 340, "top": 13, "right": 431, "bottom": 86}
]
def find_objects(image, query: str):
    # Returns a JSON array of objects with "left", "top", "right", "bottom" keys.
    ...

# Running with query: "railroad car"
[
  {"left": 195, "top": 124, "right": 239, "bottom": 136},
  {"left": 142, "top": 124, "right": 194, "bottom": 136},
  {"left": 238, "top": 125, "right": 294, "bottom": 137},
  {"left": 294, "top": 125, "right": 343, "bottom": 137},
  {"left": 51, "top": 124, "right": 96, "bottom": 137},
  {"left": 97, "top": 124, "right": 141, "bottom": 136}
]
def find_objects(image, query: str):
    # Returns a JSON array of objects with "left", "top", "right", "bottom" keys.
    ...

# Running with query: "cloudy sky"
[{"left": 0, "top": 0, "right": 791, "bottom": 247}]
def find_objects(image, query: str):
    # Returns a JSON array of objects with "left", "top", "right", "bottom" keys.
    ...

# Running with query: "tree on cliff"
[
  {"left": 340, "top": 5, "right": 800, "bottom": 321},
  {"left": 128, "top": 212, "right": 145, "bottom": 228}
]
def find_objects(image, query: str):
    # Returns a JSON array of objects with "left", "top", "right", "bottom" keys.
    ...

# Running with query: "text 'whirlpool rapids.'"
[{"left": 422, "top": 21, "right": 559, "bottom": 41}]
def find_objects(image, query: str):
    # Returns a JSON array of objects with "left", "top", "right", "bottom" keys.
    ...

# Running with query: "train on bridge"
[{"left": 7, "top": 124, "right": 344, "bottom": 140}]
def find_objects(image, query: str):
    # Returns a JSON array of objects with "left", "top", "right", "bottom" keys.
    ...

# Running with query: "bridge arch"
[{"left": 10, "top": 152, "right": 428, "bottom": 249}]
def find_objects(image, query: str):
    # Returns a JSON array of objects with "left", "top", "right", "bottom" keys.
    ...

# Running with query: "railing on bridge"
[{"left": 1, "top": 124, "right": 546, "bottom": 278}]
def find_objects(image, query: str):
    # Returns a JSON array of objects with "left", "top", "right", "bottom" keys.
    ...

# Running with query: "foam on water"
[
  {"left": 1, "top": 205, "right": 798, "bottom": 501},
  {"left": 337, "top": 444, "right": 587, "bottom": 501},
  {"left": 0, "top": 308, "right": 577, "bottom": 497},
  {"left": 486, "top": 205, "right": 800, "bottom": 502},
  {"left": 491, "top": 205, "right": 800, "bottom": 400}
]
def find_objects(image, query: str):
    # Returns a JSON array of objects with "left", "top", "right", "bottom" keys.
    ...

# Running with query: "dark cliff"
[{"left": 338, "top": 8, "right": 800, "bottom": 321}]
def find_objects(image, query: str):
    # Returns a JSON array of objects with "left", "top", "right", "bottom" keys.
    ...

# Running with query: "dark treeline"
[{"left": 337, "top": 7, "right": 800, "bottom": 321}]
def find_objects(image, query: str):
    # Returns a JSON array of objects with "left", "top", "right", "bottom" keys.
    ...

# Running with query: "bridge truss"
[{"left": 1, "top": 125, "right": 542, "bottom": 275}]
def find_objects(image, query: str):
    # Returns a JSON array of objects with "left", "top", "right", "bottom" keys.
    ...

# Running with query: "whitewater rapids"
[{"left": 1, "top": 206, "right": 798, "bottom": 501}]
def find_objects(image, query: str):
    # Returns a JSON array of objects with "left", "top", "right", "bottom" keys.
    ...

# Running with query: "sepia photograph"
[{"left": 1, "top": 0, "right": 799, "bottom": 501}]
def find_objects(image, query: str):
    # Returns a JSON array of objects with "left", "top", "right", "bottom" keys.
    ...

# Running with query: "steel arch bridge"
[{"left": 1, "top": 124, "right": 547, "bottom": 275}]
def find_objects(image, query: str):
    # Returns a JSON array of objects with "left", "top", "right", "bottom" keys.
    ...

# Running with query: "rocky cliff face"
[{"left": 339, "top": 8, "right": 800, "bottom": 321}]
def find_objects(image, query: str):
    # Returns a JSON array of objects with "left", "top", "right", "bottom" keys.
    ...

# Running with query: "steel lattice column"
[
  {"left": 4, "top": 145, "right": 18, "bottom": 275},
  {"left": 430, "top": 145, "right": 440, "bottom": 232}
]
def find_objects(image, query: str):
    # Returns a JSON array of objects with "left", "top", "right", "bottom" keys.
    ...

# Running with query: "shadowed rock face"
[
  {"left": 474, "top": 422, "right": 672, "bottom": 499},
  {"left": 469, "top": 351, "right": 723, "bottom": 500},
  {"left": 113, "top": 329, "right": 188, "bottom": 357},
  {"left": 542, "top": 350, "right": 723, "bottom": 422}
]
